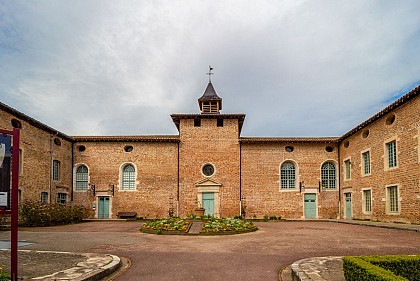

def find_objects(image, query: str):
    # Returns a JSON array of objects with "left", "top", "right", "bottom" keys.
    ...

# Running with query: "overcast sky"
[{"left": 1, "top": 1, "right": 419, "bottom": 137}]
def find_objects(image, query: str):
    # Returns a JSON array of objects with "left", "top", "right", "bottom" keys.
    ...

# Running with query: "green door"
[
  {"left": 98, "top": 196, "right": 110, "bottom": 219},
  {"left": 304, "top": 193, "right": 317, "bottom": 219},
  {"left": 202, "top": 192, "right": 214, "bottom": 216},
  {"left": 345, "top": 193, "right": 352, "bottom": 219}
]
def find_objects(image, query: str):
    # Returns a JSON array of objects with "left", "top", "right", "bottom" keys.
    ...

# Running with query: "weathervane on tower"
[{"left": 206, "top": 65, "right": 214, "bottom": 82}]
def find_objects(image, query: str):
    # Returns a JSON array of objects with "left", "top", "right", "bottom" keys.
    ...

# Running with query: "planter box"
[{"left": 194, "top": 208, "right": 205, "bottom": 217}]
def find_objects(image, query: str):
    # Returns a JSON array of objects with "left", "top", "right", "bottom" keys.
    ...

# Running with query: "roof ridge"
[{"left": 340, "top": 84, "right": 420, "bottom": 140}]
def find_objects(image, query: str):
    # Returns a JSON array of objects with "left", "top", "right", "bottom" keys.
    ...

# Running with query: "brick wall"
[
  {"left": 0, "top": 109, "right": 72, "bottom": 205},
  {"left": 339, "top": 95, "right": 420, "bottom": 223},
  {"left": 1, "top": 86, "right": 418, "bottom": 223},
  {"left": 72, "top": 141, "right": 178, "bottom": 218},
  {"left": 241, "top": 142, "right": 339, "bottom": 219},
  {"left": 178, "top": 117, "right": 241, "bottom": 217}
]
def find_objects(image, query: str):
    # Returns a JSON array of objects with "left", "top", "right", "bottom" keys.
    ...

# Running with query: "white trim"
[
  {"left": 279, "top": 159, "right": 299, "bottom": 191},
  {"left": 343, "top": 157, "right": 351, "bottom": 181},
  {"left": 320, "top": 160, "right": 338, "bottom": 189},
  {"left": 361, "top": 188, "right": 372, "bottom": 214},
  {"left": 385, "top": 184, "right": 401, "bottom": 215},
  {"left": 201, "top": 162, "right": 216, "bottom": 178},
  {"left": 73, "top": 163, "right": 90, "bottom": 192},
  {"left": 360, "top": 148, "right": 371, "bottom": 177},
  {"left": 118, "top": 162, "right": 138, "bottom": 191},
  {"left": 383, "top": 136, "right": 399, "bottom": 171}
]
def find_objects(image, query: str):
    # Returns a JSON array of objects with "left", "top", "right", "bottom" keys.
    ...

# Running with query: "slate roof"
[
  {"left": 198, "top": 82, "right": 222, "bottom": 111},
  {"left": 198, "top": 82, "right": 222, "bottom": 101}
]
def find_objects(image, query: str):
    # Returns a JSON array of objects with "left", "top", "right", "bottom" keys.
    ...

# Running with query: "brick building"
[{"left": 0, "top": 82, "right": 419, "bottom": 223}]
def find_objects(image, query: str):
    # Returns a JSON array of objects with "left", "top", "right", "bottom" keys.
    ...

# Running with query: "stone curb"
[
  {"left": 327, "top": 219, "right": 420, "bottom": 232},
  {"left": 290, "top": 256, "right": 343, "bottom": 281},
  {"left": 28, "top": 251, "right": 121, "bottom": 281},
  {"left": 73, "top": 254, "right": 121, "bottom": 281}
]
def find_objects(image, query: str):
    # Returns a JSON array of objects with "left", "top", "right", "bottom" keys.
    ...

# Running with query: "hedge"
[
  {"left": 360, "top": 255, "right": 420, "bottom": 281},
  {"left": 343, "top": 255, "right": 420, "bottom": 281},
  {"left": 19, "top": 200, "right": 88, "bottom": 227}
]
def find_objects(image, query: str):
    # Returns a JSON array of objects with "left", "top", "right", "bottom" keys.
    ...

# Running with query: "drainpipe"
[
  {"left": 49, "top": 133, "right": 58, "bottom": 203},
  {"left": 71, "top": 142, "right": 74, "bottom": 202},
  {"left": 337, "top": 142, "right": 341, "bottom": 219},
  {"left": 239, "top": 141, "right": 242, "bottom": 217},
  {"left": 177, "top": 141, "right": 180, "bottom": 217}
]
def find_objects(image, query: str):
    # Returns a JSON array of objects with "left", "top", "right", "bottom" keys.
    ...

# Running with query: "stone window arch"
[
  {"left": 280, "top": 161, "right": 296, "bottom": 189},
  {"left": 121, "top": 163, "right": 136, "bottom": 190},
  {"left": 75, "top": 165, "right": 89, "bottom": 190},
  {"left": 321, "top": 161, "right": 336, "bottom": 189}
]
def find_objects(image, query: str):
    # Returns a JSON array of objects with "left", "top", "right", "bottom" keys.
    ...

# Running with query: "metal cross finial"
[{"left": 206, "top": 65, "right": 214, "bottom": 82}]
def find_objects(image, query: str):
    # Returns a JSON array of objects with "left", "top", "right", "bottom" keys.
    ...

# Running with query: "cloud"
[{"left": 1, "top": 0, "right": 419, "bottom": 137}]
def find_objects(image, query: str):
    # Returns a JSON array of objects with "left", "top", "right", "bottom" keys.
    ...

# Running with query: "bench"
[{"left": 117, "top": 212, "right": 137, "bottom": 219}]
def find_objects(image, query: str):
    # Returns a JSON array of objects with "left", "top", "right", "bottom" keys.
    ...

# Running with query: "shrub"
[
  {"left": 201, "top": 218, "right": 257, "bottom": 233},
  {"left": 360, "top": 255, "right": 420, "bottom": 281},
  {"left": 343, "top": 256, "right": 411, "bottom": 281},
  {"left": 142, "top": 218, "right": 190, "bottom": 232},
  {"left": 19, "top": 200, "right": 88, "bottom": 227},
  {"left": 0, "top": 266, "right": 10, "bottom": 281},
  {"left": 0, "top": 214, "right": 10, "bottom": 231}
]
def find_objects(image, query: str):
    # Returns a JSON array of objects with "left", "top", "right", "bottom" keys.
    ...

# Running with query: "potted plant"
[{"left": 194, "top": 201, "right": 205, "bottom": 217}]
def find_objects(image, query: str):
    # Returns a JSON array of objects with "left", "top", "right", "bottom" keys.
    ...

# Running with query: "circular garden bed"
[{"left": 140, "top": 217, "right": 258, "bottom": 235}]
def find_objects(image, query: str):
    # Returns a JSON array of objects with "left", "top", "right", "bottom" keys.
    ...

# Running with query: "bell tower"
[
  {"left": 198, "top": 66, "right": 222, "bottom": 114},
  {"left": 171, "top": 66, "right": 245, "bottom": 218}
]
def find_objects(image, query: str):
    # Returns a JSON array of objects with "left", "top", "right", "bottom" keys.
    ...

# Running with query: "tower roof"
[
  {"left": 198, "top": 82, "right": 221, "bottom": 101},
  {"left": 198, "top": 82, "right": 222, "bottom": 111}
]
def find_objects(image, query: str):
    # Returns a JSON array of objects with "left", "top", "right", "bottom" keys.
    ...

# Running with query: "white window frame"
[
  {"left": 384, "top": 138, "right": 398, "bottom": 170},
  {"left": 74, "top": 164, "right": 90, "bottom": 191},
  {"left": 41, "top": 192, "right": 49, "bottom": 204},
  {"left": 343, "top": 157, "right": 351, "bottom": 181},
  {"left": 57, "top": 192, "right": 67, "bottom": 204},
  {"left": 52, "top": 160, "right": 60, "bottom": 181},
  {"left": 385, "top": 184, "right": 400, "bottom": 215},
  {"left": 361, "top": 149, "right": 371, "bottom": 176},
  {"left": 119, "top": 163, "right": 138, "bottom": 191},
  {"left": 320, "top": 161, "right": 337, "bottom": 189},
  {"left": 362, "top": 188, "right": 372, "bottom": 214},
  {"left": 280, "top": 160, "right": 297, "bottom": 190}
]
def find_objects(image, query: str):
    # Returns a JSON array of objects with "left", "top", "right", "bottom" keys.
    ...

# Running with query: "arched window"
[
  {"left": 321, "top": 162, "right": 336, "bottom": 189},
  {"left": 281, "top": 162, "right": 296, "bottom": 189},
  {"left": 122, "top": 164, "right": 136, "bottom": 190},
  {"left": 76, "top": 165, "right": 89, "bottom": 190}
]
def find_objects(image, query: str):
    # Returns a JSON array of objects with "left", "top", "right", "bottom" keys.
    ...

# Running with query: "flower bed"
[
  {"left": 201, "top": 218, "right": 257, "bottom": 234},
  {"left": 140, "top": 217, "right": 257, "bottom": 235},
  {"left": 141, "top": 218, "right": 191, "bottom": 234}
]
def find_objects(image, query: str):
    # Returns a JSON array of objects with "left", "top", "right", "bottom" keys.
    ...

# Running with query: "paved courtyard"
[{"left": 0, "top": 221, "right": 419, "bottom": 280}]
